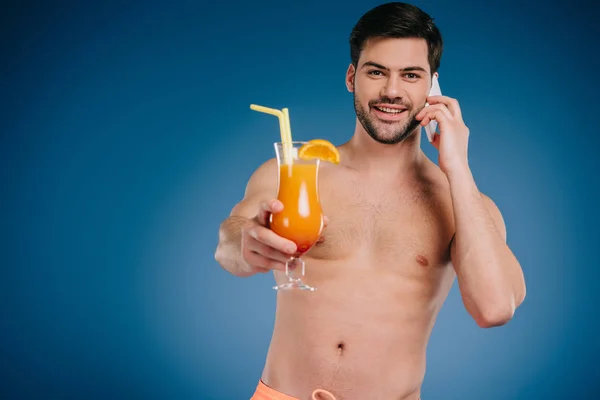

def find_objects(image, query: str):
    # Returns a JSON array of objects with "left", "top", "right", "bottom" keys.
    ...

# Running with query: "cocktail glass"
[{"left": 270, "top": 141, "right": 323, "bottom": 291}]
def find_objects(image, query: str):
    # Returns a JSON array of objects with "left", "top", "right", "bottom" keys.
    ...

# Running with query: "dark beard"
[{"left": 353, "top": 93, "right": 423, "bottom": 145}]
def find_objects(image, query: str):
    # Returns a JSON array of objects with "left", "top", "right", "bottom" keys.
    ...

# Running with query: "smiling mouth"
[
  {"left": 371, "top": 105, "right": 408, "bottom": 122},
  {"left": 372, "top": 105, "right": 407, "bottom": 114}
]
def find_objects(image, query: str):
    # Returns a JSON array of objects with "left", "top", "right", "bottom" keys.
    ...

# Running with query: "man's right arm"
[{"left": 214, "top": 158, "right": 297, "bottom": 277}]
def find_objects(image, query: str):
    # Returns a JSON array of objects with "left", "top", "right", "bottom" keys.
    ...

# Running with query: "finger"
[
  {"left": 242, "top": 246, "right": 276, "bottom": 272},
  {"left": 250, "top": 225, "right": 297, "bottom": 254},
  {"left": 425, "top": 95, "right": 462, "bottom": 119},
  {"left": 241, "top": 246, "right": 267, "bottom": 273},
  {"left": 323, "top": 215, "right": 329, "bottom": 228},
  {"left": 417, "top": 106, "right": 452, "bottom": 127},
  {"left": 247, "top": 239, "right": 293, "bottom": 263},
  {"left": 419, "top": 115, "right": 432, "bottom": 127},
  {"left": 247, "top": 251, "right": 286, "bottom": 272},
  {"left": 256, "top": 199, "right": 284, "bottom": 226},
  {"left": 417, "top": 103, "right": 453, "bottom": 122}
]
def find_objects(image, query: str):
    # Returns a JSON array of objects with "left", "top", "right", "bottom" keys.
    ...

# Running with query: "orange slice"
[{"left": 298, "top": 139, "right": 340, "bottom": 164}]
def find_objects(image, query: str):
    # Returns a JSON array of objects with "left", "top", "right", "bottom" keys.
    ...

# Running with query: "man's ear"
[{"left": 345, "top": 64, "right": 356, "bottom": 92}]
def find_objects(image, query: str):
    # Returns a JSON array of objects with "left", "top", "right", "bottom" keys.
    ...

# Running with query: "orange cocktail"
[
  {"left": 269, "top": 141, "right": 323, "bottom": 291},
  {"left": 270, "top": 160, "right": 323, "bottom": 257},
  {"left": 249, "top": 103, "right": 339, "bottom": 291}
]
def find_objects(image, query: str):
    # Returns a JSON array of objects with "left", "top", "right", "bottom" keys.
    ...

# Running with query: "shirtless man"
[{"left": 214, "top": 2, "right": 526, "bottom": 399}]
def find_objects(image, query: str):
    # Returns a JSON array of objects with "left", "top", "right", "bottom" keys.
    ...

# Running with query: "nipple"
[{"left": 416, "top": 254, "right": 429, "bottom": 267}]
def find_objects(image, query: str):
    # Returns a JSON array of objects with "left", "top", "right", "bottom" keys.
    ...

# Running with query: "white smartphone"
[{"left": 424, "top": 75, "right": 442, "bottom": 142}]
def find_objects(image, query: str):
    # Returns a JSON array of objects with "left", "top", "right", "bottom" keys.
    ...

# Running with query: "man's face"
[{"left": 346, "top": 37, "right": 433, "bottom": 145}]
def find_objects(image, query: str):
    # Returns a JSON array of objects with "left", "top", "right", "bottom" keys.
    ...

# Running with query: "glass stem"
[{"left": 285, "top": 257, "right": 305, "bottom": 282}]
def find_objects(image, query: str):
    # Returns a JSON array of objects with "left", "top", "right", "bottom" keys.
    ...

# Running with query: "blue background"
[{"left": 2, "top": 0, "right": 599, "bottom": 398}]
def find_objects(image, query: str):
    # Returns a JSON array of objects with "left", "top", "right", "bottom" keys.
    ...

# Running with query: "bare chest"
[{"left": 308, "top": 169, "right": 455, "bottom": 272}]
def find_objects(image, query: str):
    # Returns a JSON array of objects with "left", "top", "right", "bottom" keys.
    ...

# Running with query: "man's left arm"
[{"left": 416, "top": 94, "right": 526, "bottom": 328}]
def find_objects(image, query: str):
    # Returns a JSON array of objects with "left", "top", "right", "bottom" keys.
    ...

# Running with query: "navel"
[
  {"left": 416, "top": 254, "right": 429, "bottom": 267},
  {"left": 336, "top": 341, "right": 345, "bottom": 356}
]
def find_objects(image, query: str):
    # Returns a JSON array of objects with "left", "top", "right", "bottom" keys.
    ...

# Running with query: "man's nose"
[{"left": 381, "top": 75, "right": 404, "bottom": 100}]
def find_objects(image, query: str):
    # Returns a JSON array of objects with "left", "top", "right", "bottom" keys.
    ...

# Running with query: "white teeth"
[{"left": 377, "top": 107, "right": 403, "bottom": 114}]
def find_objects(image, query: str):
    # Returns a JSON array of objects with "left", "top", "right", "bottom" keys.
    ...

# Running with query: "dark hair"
[{"left": 349, "top": 2, "right": 443, "bottom": 74}]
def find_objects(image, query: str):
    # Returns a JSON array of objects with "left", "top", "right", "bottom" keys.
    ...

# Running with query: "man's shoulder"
[
  {"left": 246, "top": 157, "right": 278, "bottom": 181},
  {"left": 253, "top": 157, "right": 278, "bottom": 176},
  {"left": 243, "top": 158, "right": 278, "bottom": 197}
]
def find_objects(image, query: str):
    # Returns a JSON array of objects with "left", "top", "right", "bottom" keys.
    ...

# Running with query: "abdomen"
[{"left": 263, "top": 271, "right": 438, "bottom": 399}]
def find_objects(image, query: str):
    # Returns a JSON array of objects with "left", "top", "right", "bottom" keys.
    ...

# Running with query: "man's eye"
[
  {"left": 405, "top": 73, "right": 419, "bottom": 79},
  {"left": 368, "top": 70, "right": 383, "bottom": 76}
]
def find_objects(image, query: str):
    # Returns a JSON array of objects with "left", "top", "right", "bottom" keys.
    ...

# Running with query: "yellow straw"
[
  {"left": 250, "top": 104, "right": 293, "bottom": 164},
  {"left": 282, "top": 108, "right": 293, "bottom": 160}
]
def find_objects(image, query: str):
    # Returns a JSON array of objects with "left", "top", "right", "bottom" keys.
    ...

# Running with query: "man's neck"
[{"left": 340, "top": 126, "right": 426, "bottom": 178}]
